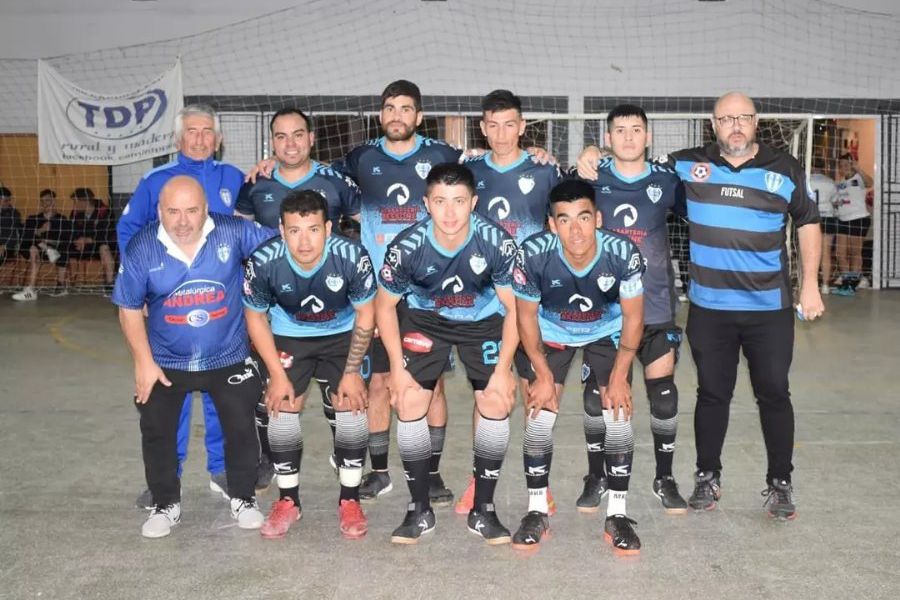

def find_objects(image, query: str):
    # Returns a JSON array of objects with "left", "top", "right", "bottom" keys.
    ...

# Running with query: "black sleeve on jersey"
[
  {"left": 235, "top": 181, "right": 255, "bottom": 215},
  {"left": 672, "top": 178, "right": 687, "bottom": 218},
  {"left": 787, "top": 162, "right": 821, "bottom": 227},
  {"left": 348, "top": 249, "right": 376, "bottom": 304},
  {"left": 377, "top": 241, "right": 411, "bottom": 296},
  {"left": 491, "top": 233, "right": 517, "bottom": 287},
  {"left": 341, "top": 176, "right": 362, "bottom": 217},
  {"left": 512, "top": 246, "right": 541, "bottom": 300},
  {"left": 242, "top": 254, "right": 274, "bottom": 311}
]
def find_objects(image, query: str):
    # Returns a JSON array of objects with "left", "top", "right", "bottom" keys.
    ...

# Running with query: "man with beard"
[{"left": 578, "top": 92, "right": 824, "bottom": 521}]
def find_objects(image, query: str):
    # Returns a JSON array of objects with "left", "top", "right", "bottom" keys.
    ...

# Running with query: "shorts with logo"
[
  {"left": 515, "top": 336, "right": 625, "bottom": 389},
  {"left": 837, "top": 216, "right": 871, "bottom": 237},
  {"left": 372, "top": 299, "right": 454, "bottom": 376},
  {"left": 820, "top": 216, "right": 839, "bottom": 235},
  {"left": 638, "top": 322, "right": 683, "bottom": 366},
  {"left": 401, "top": 309, "right": 502, "bottom": 391},
  {"left": 269, "top": 332, "right": 366, "bottom": 401}
]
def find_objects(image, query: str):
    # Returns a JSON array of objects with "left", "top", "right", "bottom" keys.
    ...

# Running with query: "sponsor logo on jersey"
[
  {"left": 476, "top": 180, "right": 486, "bottom": 190},
  {"left": 357, "top": 255, "right": 372, "bottom": 275},
  {"left": 441, "top": 275, "right": 464, "bottom": 293},
  {"left": 721, "top": 186, "right": 744, "bottom": 198},
  {"left": 300, "top": 294, "right": 324, "bottom": 313},
  {"left": 163, "top": 280, "right": 229, "bottom": 326},
  {"left": 402, "top": 332, "right": 434, "bottom": 353},
  {"left": 425, "top": 265, "right": 437, "bottom": 275},
  {"left": 149, "top": 261, "right": 165, "bottom": 273},
  {"left": 600, "top": 186, "right": 612, "bottom": 194},
  {"left": 380, "top": 265, "right": 394, "bottom": 283},
  {"left": 568, "top": 293, "right": 594, "bottom": 311},
  {"left": 371, "top": 166, "right": 382, "bottom": 175},
  {"left": 551, "top": 279, "right": 562, "bottom": 288},
  {"left": 325, "top": 274, "right": 344, "bottom": 292},
  {"left": 264, "top": 193, "right": 274, "bottom": 203},
  {"left": 690, "top": 163, "right": 711, "bottom": 182},
  {"left": 415, "top": 161, "right": 432, "bottom": 180},
  {"left": 387, "top": 182, "right": 410, "bottom": 206},
  {"left": 469, "top": 254, "right": 487, "bottom": 275},
  {"left": 281, "top": 283, "right": 293, "bottom": 292},
  {"left": 764, "top": 172, "right": 784, "bottom": 194},
  {"left": 488, "top": 196, "right": 510, "bottom": 220},
  {"left": 518, "top": 175, "right": 535, "bottom": 195},
  {"left": 219, "top": 188, "right": 233, "bottom": 207},
  {"left": 216, "top": 243, "right": 230, "bottom": 263},
  {"left": 628, "top": 253, "right": 642, "bottom": 271},
  {"left": 560, "top": 293, "right": 603, "bottom": 322},
  {"left": 387, "top": 247, "right": 402, "bottom": 267},
  {"left": 646, "top": 183, "right": 663, "bottom": 203},
  {"left": 597, "top": 273, "right": 616, "bottom": 292},
  {"left": 614, "top": 203, "right": 638, "bottom": 227},
  {"left": 437, "top": 274, "right": 474, "bottom": 308},
  {"left": 294, "top": 294, "right": 336, "bottom": 322}
]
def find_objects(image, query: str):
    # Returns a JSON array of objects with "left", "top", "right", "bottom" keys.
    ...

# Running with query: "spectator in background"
[
  {"left": 12, "top": 189, "right": 70, "bottom": 301},
  {"left": 808, "top": 157, "right": 839, "bottom": 295},
  {"left": 833, "top": 153, "right": 872, "bottom": 296},
  {"left": 0, "top": 186, "right": 23, "bottom": 267},
  {"left": 68, "top": 187, "right": 116, "bottom": 293}
]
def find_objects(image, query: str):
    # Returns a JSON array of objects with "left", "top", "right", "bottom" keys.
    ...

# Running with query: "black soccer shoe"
[
  {"left": 762, "top": 479, "right": 797, "bottom": 520},
  {"left": 604, "top": 515, "right": 641, "bottom": 556},
  {"left": 390, "top": 502, "right": 436, "bottom": 544},
  {"left": 575, "top": 474, "right": 609, "bottom": 513},
  {"left": 652, "top": 476, "right": 688, "bottom": 514},
  {"left": 359, "top": 470, "right": 393, "bottom": 503},
  {"left": 688, "top": 470, "right": 722, "bottom": 511},
  {"left": 428, "top": 472, "right": 454, "bottom": 507},
  {"left": 467, "top": 503, "right": 511, "bottom": 545},
  {"left": 511, "top": 511, "right": 551, "bottom": 550}
]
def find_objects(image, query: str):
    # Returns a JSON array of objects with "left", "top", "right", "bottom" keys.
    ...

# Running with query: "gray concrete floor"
[{"left": 1, "top": 291, "right": 898, "bottom": 600}]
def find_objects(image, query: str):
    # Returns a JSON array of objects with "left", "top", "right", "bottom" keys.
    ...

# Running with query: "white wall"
[{"left": 2, "top": 0, "right": 899, "bottom": 133}]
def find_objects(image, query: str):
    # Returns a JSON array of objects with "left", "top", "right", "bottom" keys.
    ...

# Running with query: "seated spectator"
[
  {"left": 12, "top": 189, "right": 70, "bottom": 301},
  {"left": 69, "top": 187, "right": 116, "bottom": 292},
  {"left": 0, "top": 186, "right": 23, "bottom": 267}
]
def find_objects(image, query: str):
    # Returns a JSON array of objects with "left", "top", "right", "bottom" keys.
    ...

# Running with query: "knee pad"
[
  {"left": 582, "top": 380, "right": 604, "bottom": 417},
  {"left": 646, "top": 375, "right": 677, "bottom": 420}
]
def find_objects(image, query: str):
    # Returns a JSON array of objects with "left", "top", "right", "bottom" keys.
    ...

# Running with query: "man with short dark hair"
[
  {"left": 243, "top": 189, "right": 375, "bottom": 540},
  {"left": 376, "top": 163, "right": 519, "bottom": 545},
  {"left": 0, "top": 186, "right": 23, "bottom": 269},
  {"left": 12, "top": 189, "right": 70, "bottom": 301},
  {"left": 513, "top": 179, "right": 645, "bottom": 554},
  {"left": 68, "top": 187, "right": 116, "bottom": 292}
]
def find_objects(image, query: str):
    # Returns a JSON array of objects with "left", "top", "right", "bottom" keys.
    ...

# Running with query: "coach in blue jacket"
[{"left": 117, "top": 104, "right": 269, "bottom": 508}]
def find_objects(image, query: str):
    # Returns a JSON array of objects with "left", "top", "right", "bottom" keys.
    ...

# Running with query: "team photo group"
[{"left": 113, "top": 79, "right": 826, "bottom": 555}]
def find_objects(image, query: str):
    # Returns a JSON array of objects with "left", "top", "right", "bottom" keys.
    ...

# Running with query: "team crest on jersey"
[
  {"left": 217, "top": 243, "right": 230, "bottom": 263},
  {"left": 387, "top": 247, "right": 402, "bottom": 267},
  {"left": 646, "top": 183, "right": 663, "bottom": 204},
  {"left": 691, "top": 163, "right": 711, "bottom": 182},
  {"left": 628, "top": 253, "right": 642, "bottom": 271},
  {"left": 581, "top": 363, "right": 591, "bottom": 383},
  {"left": 597, "top": 273, "right": 616, "bottom": 292},
  {"left": 415, "top": 161, "right": 432, "bottom": 180},
  {"left": 220, "top": 188, "right": 233, "bottom": 207},
  {"left": 518, "top": 175, "right": 535, "bottom": 195},
  {"left": 325, "top": 274, "right": 344, "bottom": 292},
  {"left": 765, "top": 172, "right": 784, "bottom": 193},
  {"left": 469, "top": 254, "right": 487, "bottom": 275}
]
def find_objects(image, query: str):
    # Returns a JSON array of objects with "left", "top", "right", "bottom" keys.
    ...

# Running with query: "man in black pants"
[
  {"left": 578, "top": 92, "right": 825, "bottom": 520},
  {"left": 113, "top": 176, "right": 273, "bottom": 538}
]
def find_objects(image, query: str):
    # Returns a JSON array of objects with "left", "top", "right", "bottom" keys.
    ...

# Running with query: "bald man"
[
  {"left": 577, "top": 92, "right": 823, "bottom": 521},
  {"left": 113, "top": 176, "right": 276, "bottom": 538}
]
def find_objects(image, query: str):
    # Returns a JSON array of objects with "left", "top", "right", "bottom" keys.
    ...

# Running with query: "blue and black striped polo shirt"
[{"left": 669, "top": 143, "right": 820, "bottom": 311}]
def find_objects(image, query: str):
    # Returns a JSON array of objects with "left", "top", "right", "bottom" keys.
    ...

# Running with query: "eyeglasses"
[{"left": 714, "top": 114, "right": 756, "bottom": 127}]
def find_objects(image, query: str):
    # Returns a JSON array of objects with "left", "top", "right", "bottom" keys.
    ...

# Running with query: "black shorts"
[
  {"left": 20, "top": 243, "right": 68, "bottom": 267},
  {"left": 516, "top": 337, "right": 624, "bottom": 389},
  {"left": 401, "top": 309, "right": 502, "bottom": 391},
  {"left": 820, "top": 216, "right": 839, "bottom": 235},
  {"left": 637, "top": 322, "right": 683, "bottom": 366},
  {"left": 270, "top": 332, "right": 361, "bottom": 401},
  {"left": 69, "top": 242, "right": 114, "bottom": 260},
  {"left": 837, "top": 216, "right": 871, "bottom": 237}
]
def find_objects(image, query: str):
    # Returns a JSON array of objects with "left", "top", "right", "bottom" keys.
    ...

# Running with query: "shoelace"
[
  {"left": 152, "top": 504, "right": 176, "bottom": 516},
  {"left": 760, "top": 485, "right": 792, "bottom": 506}
]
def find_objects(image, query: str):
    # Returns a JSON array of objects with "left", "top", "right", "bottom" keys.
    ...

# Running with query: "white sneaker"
[
  {"left": 858, "top": 277, "right": 870, "bottom": 289},
  {"left": 209, "top": 472, "right": 230, "bottom": 500},
  {"left": 231, "top": 497, "right": 264, "bottom": 530},
  {"left": 12, "top": 287, "right": 37, "bottom": 302},
  {"left": 44, "top": 247, "right": 61, "bottom": 264},
  {"left": 820, "top": 284, "right": 830, "bottom": 295},
  {"left": 141, "top": 503, "right": 181, "bottom": 538}
]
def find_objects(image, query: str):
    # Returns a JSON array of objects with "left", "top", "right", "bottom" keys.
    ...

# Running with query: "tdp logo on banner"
[{"left": 38, "top": 58, "right": 183, "bottom": 165}]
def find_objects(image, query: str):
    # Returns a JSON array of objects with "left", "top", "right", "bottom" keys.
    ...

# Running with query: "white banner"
[{"left": 38, "top": 59, "right": 183, "bottom": 165}]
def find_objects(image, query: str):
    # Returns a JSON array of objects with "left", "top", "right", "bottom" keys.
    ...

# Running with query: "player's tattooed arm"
[
  {"left": 337, "top": 301, "right": 375, "bottom": 414},
  {"left": 344, "top": 324, "right": 374, "bottom": 374}
]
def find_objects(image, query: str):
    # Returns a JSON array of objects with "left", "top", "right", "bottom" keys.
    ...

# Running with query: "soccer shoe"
[
  {"left": 511, "top": 511, "right": 551, "bottom": 551},
  {"left": 359, "top": 470, "right": 392, "bottom": 503},
  {"left": 454, "top": 477, "right": 476, "bottom": 514},
  {"left": 858, "top": 276, "right": 870, "bottom": 289},
  {"left": 255, "top": 456, "right": 275, "bottom": 493},
  {"left": 11, "top": 287, "right": 37, "bottom": 302},
  {"left": 832, "top": 285, "right": 856, "bottom": 297},
  {"left": 209, "top": 472, "right": 231, "bottom": 500},
  {"left": 48, "top": 285, "right": 68, "bottom": 297},
  {"left": 576, "top": 474, "right": 609, "bottom": 513},
  {"left": 390, "top": 502, "right": 436, "bottom": 544},
  {"left": 467, "top": 504, "right": 511, "bottom": 545},
  {"left": 762, "top": 479, "right": 797, "bottom": 521},
  {"left": 604, "top": 515, "right": 641, "bottom": 556},
  {"left": 260, "top": 497, "right": 301, "bottom": 538},
  {"left": 338, "top": 499, "right": 368, "bottom": 539},
  {"left": 652, "top": 476, "right": 688, "bottom": 514},
  {"left": 688, "top": 470, "right": 722, "bottom": 511},
  {"left": 428, "top": 472, "right": 454, "bottom": 507},
  {"left": 231, "top": 497, "right": 264, "bottom": 530},
  {"left": 141, "top": 503, "right": 181, "bottom": 539}
]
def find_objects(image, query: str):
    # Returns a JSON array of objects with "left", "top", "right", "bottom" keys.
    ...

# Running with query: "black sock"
[
  {"left": 429, "top": 425, "right": 446, "bottom": 474},
  {"left": 583, "top": 411, "right": 606, "bottom": 478},
  {"left": 369, "top": 429, "right": 390, "bottom": 472},
  {"left": 268, "top": 411, "right": 302, "bottom": 505},
  {"left": 473, "top": 414, "right": 509, "bottom": 508},
  {"left": 397, "top": 417, "right": 431, "bottom": 507},
  {"left": 255, "top": 402, "right": 271, "bottom": 460},
  {"left": 523, "top": 409, "right": 556, "bottom": 490}
]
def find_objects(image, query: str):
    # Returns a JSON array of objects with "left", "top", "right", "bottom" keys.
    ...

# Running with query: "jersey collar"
[
  {"left": 285, "top": 236, "right": 332, "bottom": 277},
  {"left": 156, "top": 215, "right": 215, "bottom": 267},
  {"left": 609, "top": 161, "right": 651, "bottom": 183},
  {"left": 426, "top": 215, "right": 475, "bottom": 258},
  {"left": 556, "top": 230, "right": 602, "bottom": 277},
  {"left": 485, "top": 150, "right": 528, "bottom": 173},
  {"left": 273, "top": 161, "right": 319, "bottom": 188},
  {"left": 378, "top": 134, "right": 424, "bottom": 161}
]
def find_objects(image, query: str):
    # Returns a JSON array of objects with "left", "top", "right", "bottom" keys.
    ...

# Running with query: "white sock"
[
  {"left": 607, "top": 490, "right": 627, "bottom": 516},
  {"left": 528, "top": 487, "right": 549, "bottom": 514}
]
